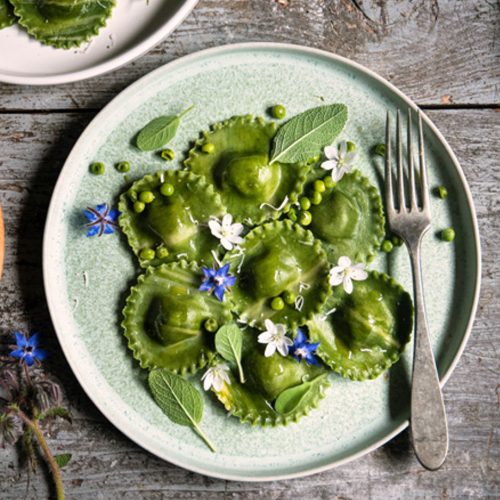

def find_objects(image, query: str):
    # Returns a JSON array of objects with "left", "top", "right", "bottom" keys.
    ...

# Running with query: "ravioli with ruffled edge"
[
  {"left": 9, "top": 0, "right": 115, "bottom": 49},
  {"left": 210, "top": 330, "right": 330, "bottom": 426},
  {"left": 122, "top": 261, "right": 232, "bottom": 374},
  {"left": 307, "top": 271, "right": 413, "bottom": 380},
  {"left": 225, "top": 219, "right": 331, "bottom": 329},
  {"left": 0, "top": 0, "right": 15, "bottom": 30},
  {"left": 184, "top": 115, "right": 311, "bottom": 225},
  {"left": 118, "top": 170, "right": 226, "bottom": 268},
  {"left": 308, "top": 170, "right": 385, "bottom": 264}
]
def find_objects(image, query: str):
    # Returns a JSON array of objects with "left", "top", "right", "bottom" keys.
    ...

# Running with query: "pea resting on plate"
[
  {"left": 184, "top": 115, "right": 311, "bottom": 225},
  {"left": 307, "top": 271, "right": 413, "bottom": 381},
  {"left": 225, "top": 219, "right": 331, "bottom": 329},
  {"left": 211, "top": 331, "right": 330, "bottom": 426},
  {"left": 308, "top": 170, "right": 385, "bottom": 264},
  {"left": 118, "top": 170, "right": 225, "bottom": 267},
  {"left": 122, "top": 261, "right": 232, "bottom": 374},
  {"left": 9, "top": 0, "right": 115, "bottom": 49}
]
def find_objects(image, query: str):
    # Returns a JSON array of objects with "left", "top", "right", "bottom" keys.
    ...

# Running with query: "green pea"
[
  {"left": 299, "top": 197, "right": 311, "bottom": 210},
  {"left": 139, "top": 191, "right": 155, "bottom": 204},
  {"left": 115, "top": 161, "right": 130, "bottom": 173},
  {"left": 161, "top": 148, "right": 175, "bottom": 161},
  {"left": 282, "top": 290, "right": 296, "bottom": 305},
  {"left": 313, "top": 179, "right": 326, "bottom": 193},
  {"left": 133, "top": 201, "right": 145, "bottom": 213},
  {"left": 346, "top": 141, "right": 356, "bottom": 153},
  {"left": 373, "top": 143, "right": 386, "bottom": 156},
  {"left": 204, "top": 318, "right": 219, "bottom": 333},
  {"left": 140, "top": 248, "right": 155, "bottom": 261},
  {"left": 201, "top": 143, "right": 215, "bottom": 154},
  {"left": 299, "top": 210, "right": 312, "bottom": 226},
  {"left": 271, "top": 104, "right": 286, "bottom": 120},
  {"left": 441, "top": 228, "right": 455, "bottom": 242},
  {"left": 89, "top": 162, "right": 105, "bottom": 175},
  {"left": 311, "top": 191, "right": 322, "bottom": 205},
  {"left": 323, "top": 176, "right": 336, "bottom": 189},
  {"left": 160, "top": 183, "right": 175, "bottom": 197},
  {"left": 391, "top": 235, "right": 403, "bottom": 247},
  {"left": 288, "top": 208, "right": 298, "bottom": 222},
  {"left": 156, "top": 247, "right": 169, "bottom": 259},
  {"left": 271, "top": 297, "right": 285, "bottom": 311},
  {"left": 381, "top": 240, "right": 394, "bottom": 253},
  {"left": 435, "top": 185, "right": 448, "bottom": 199}
]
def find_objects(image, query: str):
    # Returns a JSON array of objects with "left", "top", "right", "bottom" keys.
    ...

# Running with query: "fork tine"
[
  {"left": 396, "top": 110, "right": 406, "bottom": 211},
  {"left": 407, "top": 108, "right": 418, "bottom": 209},
  {"left": 418, "top": 110, "right": 430, "bottom": 210},
  {"left": 385, "top": 111, "right": 394, "bottom": 213}
]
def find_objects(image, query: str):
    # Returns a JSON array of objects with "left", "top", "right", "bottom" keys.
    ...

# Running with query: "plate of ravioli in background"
[
  {"left": 0, "top": 0, "right": 198, "bottom": 85},
  {"left": 43, "top": 43, "right": 481, "bottom": 480}
]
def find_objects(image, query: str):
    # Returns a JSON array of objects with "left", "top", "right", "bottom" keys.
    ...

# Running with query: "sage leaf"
[
  {"left": 274, "top": 374, "right": 328, "bottom": 414},
  {"left": 215, "top": 324, "right": 245, "bottom": 383},
  {"left": 148, "top": 368, "right": 216, "bottom": 452},
  {"left": 136, "top": 105, "right": 194, "bottom": 151},
  {"left": 270, "top": 103, "right": 348, "bottom": 164},
  {"left": 54, "top": 453, "right": 72, "bottom": 468}
]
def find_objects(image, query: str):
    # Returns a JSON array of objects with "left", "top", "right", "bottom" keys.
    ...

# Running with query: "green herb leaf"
[
  {"left": 274, "top": 381, "right": 314, "bottom": 414},
  {"left": 136, "top": 105, "right": 194, "bottom": 151},
  {"left": 148, "top": 369, "right": 216, "bottom": 452},
  {"left": 38, "top": 407, "right": 72, "bottom": 423},
  {"left": 54, "top": 453, "right": 72, "bottom": 468},
  {"left": 270, "top": 103, "right": 348, "bottom": 164},
  {"left": 215, "top": 324, "right": 245, "bottom": 383}
]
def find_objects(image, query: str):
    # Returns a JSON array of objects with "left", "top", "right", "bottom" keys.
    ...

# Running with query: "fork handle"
[{"left": 409, "top": 242, "right": 448, "bottom": 470}]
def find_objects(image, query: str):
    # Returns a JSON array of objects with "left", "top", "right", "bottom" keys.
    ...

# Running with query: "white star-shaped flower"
[
  {"left": 209, "top": 214, "right": 244, "bottom": 250},
  {"left": 257, "top": 319, "right": 293, "bottom": 357},
  {"left": 320, "top": 140, "right": 357, "bottom": 182},
  {"left": 201, "top": 363, "right": 231, "bottom": 391},
  {"left": 329, "top": 256, "right": 368, "bottom": 294}
]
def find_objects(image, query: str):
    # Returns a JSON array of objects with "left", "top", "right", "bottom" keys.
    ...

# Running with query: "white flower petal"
[
  {"left": 320, "top": 159, "right": 338, "bottom": 171},
  {"left": 222, "top": 213, "right": 233, "bottom": 227},
  {"left": 228, "top": 234, "right": 244, "bottom": 245},
  {"left": 258, "top": 332, "right": 274, "bottom": 343},
  {"left": 202, "top": 372, "right": 214, "bottom": 391},
  {"left": 264, "top": 318, "right": 275, "bottom": 333},
  {"left": 343, "top": 276, "right": 353, "bottom": 294},
  {"left": 208, "top": 220, "right": 222, "bottom": 237},
  {"left": 220, "top": 238, "right": 234, "bottom": 251},
  {"left": 338, "top": 256, "right": 352, "bottom": 268},
  {"left": 231, "top": 223, "right": 244, "bottom": 236},
  {"left": 275, "top": 323, "right": 287, "bottom": 337},
  {"left": 339, "top": 140, "right": 348, "bottom": 157},
  {"left": 264, "top": 342, "right": 277, "bottom": 357},
  {"left": 277, "top": 341, "right": 290, "bottom": 357},
  {"left": 330, "top": 167, "right": 345, "bottom": 182},
  {"left": 221, "top": 370, "right": 231, "bottom": 386},
  {"left": 351, "top": 267, "right": 368, "bottom": 281},
  {"left": 329, "top": 272, "right": 344, "bottom": 286},
  {"left": 212, "top": 376, "right": 224, "bottom": 392},
  {"left": 324, "top": 144, "right": 337, "bottom": 159}
]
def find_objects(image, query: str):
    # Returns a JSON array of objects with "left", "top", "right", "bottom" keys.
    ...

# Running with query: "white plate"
[{"left": 0, "top": 0, "right": 198, "bottom": 85}]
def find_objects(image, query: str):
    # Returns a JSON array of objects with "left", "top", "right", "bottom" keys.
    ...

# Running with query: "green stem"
[
  {"left": 15, "top": 409, "right": 65, "bottom": 500},
  {"left": 178, "top": 104, "right": 195, "bottom": 119},
  {"left": 193, "top": 423, "right": 216, "bottom": 453},
  {"left": 236, "top": 359, "right": 246, "bottom": 385}
]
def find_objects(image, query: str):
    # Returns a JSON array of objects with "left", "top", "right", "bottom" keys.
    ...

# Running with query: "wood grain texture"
[
  {"left": 0, "top": 0, "right": 498, "bottom": 497},
  {"left": 0, "top": 0, "right": 498, "bottom": 110},
  {"left": 0, "top": 108, "right": 498, "bottom": 498}
]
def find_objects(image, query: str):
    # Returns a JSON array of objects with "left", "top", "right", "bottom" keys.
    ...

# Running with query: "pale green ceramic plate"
[{"left": 43, "top": 43, "right": 481, "bottom": 480}]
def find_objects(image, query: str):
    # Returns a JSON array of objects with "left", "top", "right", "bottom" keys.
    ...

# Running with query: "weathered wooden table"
[{"left": 0, "top": 1, "right": 498, "bottom": 498}]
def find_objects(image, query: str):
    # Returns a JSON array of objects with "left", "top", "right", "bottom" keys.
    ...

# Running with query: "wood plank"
[
  {"left": 0, "top": 0, "right": 497, "bottom": 111},
  {"left": 0, "top": 108, "right": 497, "bottom": 497}
]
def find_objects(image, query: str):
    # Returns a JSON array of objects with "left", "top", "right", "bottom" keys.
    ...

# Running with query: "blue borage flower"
[
  {"left": 290, "top": 328, "right": 320, "bottom": 365},
  {"left": 10, "top": 332, "right": 48, "bottom": 367},
  {"left": 83, "top": 203, "right": 120, "bottom": 237},
  {"left": 199, "top": 263, "right": 236, "bottom": 302}
]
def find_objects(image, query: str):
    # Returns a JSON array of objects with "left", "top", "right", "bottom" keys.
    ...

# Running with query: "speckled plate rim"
[
  {"left": 0, "top": 0, "right": 198, "bottom": 86},
  {"left": 42, "top": 42, "right": 481, "bottom": 481}
]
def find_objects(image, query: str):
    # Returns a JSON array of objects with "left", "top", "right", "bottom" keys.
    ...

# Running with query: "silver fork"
[{"left": 385, "top": 109, "right": 448, "bottom": 470}]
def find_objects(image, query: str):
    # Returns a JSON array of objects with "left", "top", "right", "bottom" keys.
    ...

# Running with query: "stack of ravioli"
[
  {"left": 119, "top": 114, "right": 413, "bottom": 426},
  {"left": 0, "top": 0, "right": 115, "bottom": 48}
]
